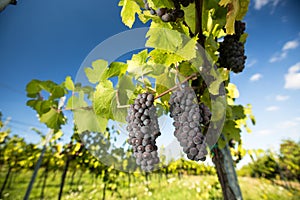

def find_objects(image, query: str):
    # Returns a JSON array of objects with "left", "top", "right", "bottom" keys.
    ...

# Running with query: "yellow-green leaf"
[
  {"left": 219, "top": 0, "right": 240, "bottom": 35},
  {"left": 64, "top": 76, "right": 75, "bottom": 91},
  {"left": 84, "top": 59, "right": 108, "bottom": 84},
  {"left": 120, "top": 0, "right": 141, "bottom": 28}
]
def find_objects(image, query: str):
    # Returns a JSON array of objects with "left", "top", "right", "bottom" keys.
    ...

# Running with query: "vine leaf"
[
  {"left": 156, "top": 71, "right": 175, "bottom": 103},
  {"left": 127, "top": 49, "right": 152, "bottom": 78},
  {"left": 146, "top": 22, "right": 182, "bottom": 52},
  {"left": 182, "top": 3, "right": 196, "bottom": 33},
  {"left": 65, "top": 91, "right": 87, "bottom": 110},
  {"left": 102, "top": 62, "right": 128, "bottom": 80},
  {"left": 227, "top": 83, "right": 239, "bottom": 105},
  {"left": 148, "top": 49, "right": 184, "bottom": 67},
  {"left": 64, "top": 76, "right": 75, "bottom": 91},
  {"left": 27, "top": 100, "right": 51, "bottom": 116},
  {"left": 73, "top": 110, "right": 107, "bottom": 133},
  {"left": 26, "top": 80, "right": 66, "bottom": 99},
  {"left": 176, "top": 36, "right": 198, "bottom": 60},
  {"left": 85, "top": 59, "right": 108, "bottom": 84},
  {"left": 219, "top": 0, "right": 239, "bottom": 35},
  {"left": 40, "top": 108, "right": 66, "bottom": 131},
  {"left": 120, "top": 0, "right": 141, "bottom": 28},
  {"left": 219, "top": 119, "right": 241, "bottom": 148},
  {"left": 236, "top": 0, "right": 250, "bottom": 20},
  {"left": 117, "top": 75, "right": 135, "bottom": 105},
  {"left": 148, "top": 0, "right": 174, "bottom": 9},
  {"left": 93, "top": 80, "right": 116, "bottom": 119}
]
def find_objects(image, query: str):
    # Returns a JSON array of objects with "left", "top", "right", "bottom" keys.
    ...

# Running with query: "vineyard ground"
[{"left": 0, "top": 169, "right": 299, "bottom": 200}]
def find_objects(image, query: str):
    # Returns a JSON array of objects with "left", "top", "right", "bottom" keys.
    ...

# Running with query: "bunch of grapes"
[
  {"left": 126, "top": 93, "right": 161, "bottom": 171},
  {"left": 234, "top": 21, "right": 246, "bottom": 38},
  {"left": 218, "top": 21, "right": 247, "bottom": 73},
  {"left": 143, "top": 0, "right": 189, "bottom": 22},
  {"left": 169, "top": 84, "right": 209, "bottom": 161}
]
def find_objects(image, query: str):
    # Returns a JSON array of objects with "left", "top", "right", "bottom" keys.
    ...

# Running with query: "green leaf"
[
  {"left": 146, "top": 22, "right": 182, "bottom": 52},
  {"left": 27, "top": 100, "right": 52, "bottom": 116},
  {"left": 26, "top": 80, "right": 42, "bottom": 98},
  {"left": 208, "top": 68, "right": 228, "bottom": 95},
  {"left": 176, "top": 36, "right": 198, "bottom": 60},
  {"left": 113, "top": 75, "right": 134, "bottom": 122},
  {"left": 148, "top": 0, "right": 174, "bottom": 9},
  {"left": 84, "top": 59, "right": 108, "bottom": 84},
  {"left": 65, "top": 91, "right": 88, "bottom": 110},
  {"left": 155, "top": 71, "right": 175, "bottom": 103},
  {"left": 236, "top": 0, "right": 250, "bottom": 20},
  {"left": 73, "top": 110, "right": 107, "bottom": 133},
  {"left": 93, "top": 80, "right": 116, "bottom": 119},
  {"left": 178, "top": 62, "right": 197, "bottom": 77},
  {"left": 170, "top": 21, "right": 190, "bottom": 36},
  {"left": 227, "top": 83, "right": 239, "bottom": 99},
  {"left": 40, "top": 108, "right": 66, "bottom": 130},
  {"left": 102, "top": 62, "right": 128, "bottom": 80},
  {"left": 210, "top": 97, "right": 226, "bottom": 123},
  {"left": 49, "top": 85, "right": 66, "bottom": 99},
  {"left": 111, "top": 97, "right": 128, "bottom": 123},
  {"left": 120, "top": 0, "right": 141, "bottom": 28},
  {"left": 231, "top": 105, "right": 246, "bottom": 120},
  {"left": 239, "top": 33, "right": 248, "bottom": 43},
  {"left": 117, "top": 75, "right": 135, "bottom": 105},
  {"left": 182, "top": 3, "right": 195, "bottom": 33},
  {"left": 64, "top": 76, "right": 75, "bottom": 91},
  {"left": 219, "top": 0, "right": 240, "bottom": 34},
  {"left": 222, "top": 120, "right": 241, "bottom": 141},
  {"left": 127, "top": 49, "right": 150, "bottom": 78},
  {"left": 148, "top": 49, "right": 184, "bottom": 67}
]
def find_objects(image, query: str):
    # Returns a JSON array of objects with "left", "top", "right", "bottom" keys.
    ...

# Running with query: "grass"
[{"left": 0, "top": 169, "right": 299, "bottom": 200}]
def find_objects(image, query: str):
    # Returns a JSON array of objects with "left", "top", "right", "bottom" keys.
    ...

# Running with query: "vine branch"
[
  {"left": 154, "top": 73, "right": 198, "bottom": 100},
  {"left": 195, "top": 0, "right": 205, "bottom": 47}
]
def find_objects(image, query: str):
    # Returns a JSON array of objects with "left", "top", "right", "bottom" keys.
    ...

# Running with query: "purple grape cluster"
[
  {"left": 143, "top": 0, "right": 187, "bottom": 22},
  {"left": 218, "top": 21, "right": 247, "bottom": 73},
  {"left": 169, "top": 85, "right": 208, "bottom": 161},
  {"left": 126, "top": 93, "right": 161, "bottom": 171}
]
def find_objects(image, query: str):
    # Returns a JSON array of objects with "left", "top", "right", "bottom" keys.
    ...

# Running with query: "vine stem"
[
  {"left": 154, "top": 73, "right": 198, "bottom": 100},
  {"left": 195, "top": 0, "right": 205, "bottom": 47}
]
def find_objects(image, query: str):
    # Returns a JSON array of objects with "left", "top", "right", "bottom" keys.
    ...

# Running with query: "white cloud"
[
  {"left": 280, "top": 121, "right": 299, "bottom": 128},
  {"left": 250, "top": 73, "right": 262, "bottom": 82},
  {"left": 295, "top": 117, "right": 300, "bottom": 121},
  {"left": 254, "top": 0, "right": 281, "bottom": 10},
  {"left": 257, "top": 129, "right": 273, "bottom": 135},
  {"left": 254, "top": 0, "right": 269, "bottom": 10},
  {"left": 246, "top": 59, "right": 257, "bottom": 68},
  {"left": 275, "top": 95, "right": 290, "bottom": 101},
  {"left": 269, "top": 38, "right": 299, "bottom": 63},
  {"left": 282, "top": 40, "right": 299, "bottom": 51},
  {"left": 269, "top": 51, "right": 287, "bottom": 63},
  {"left": 265, "top": 106, "right": 279, "bottom": 111},
  {"left": 284, "top": 62, "right": 300, "bottom": 89}
]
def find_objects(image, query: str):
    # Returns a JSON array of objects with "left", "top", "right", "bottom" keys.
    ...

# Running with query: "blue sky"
[{"left": 0, "top": 0, "right": 299, "bottom": 165}]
